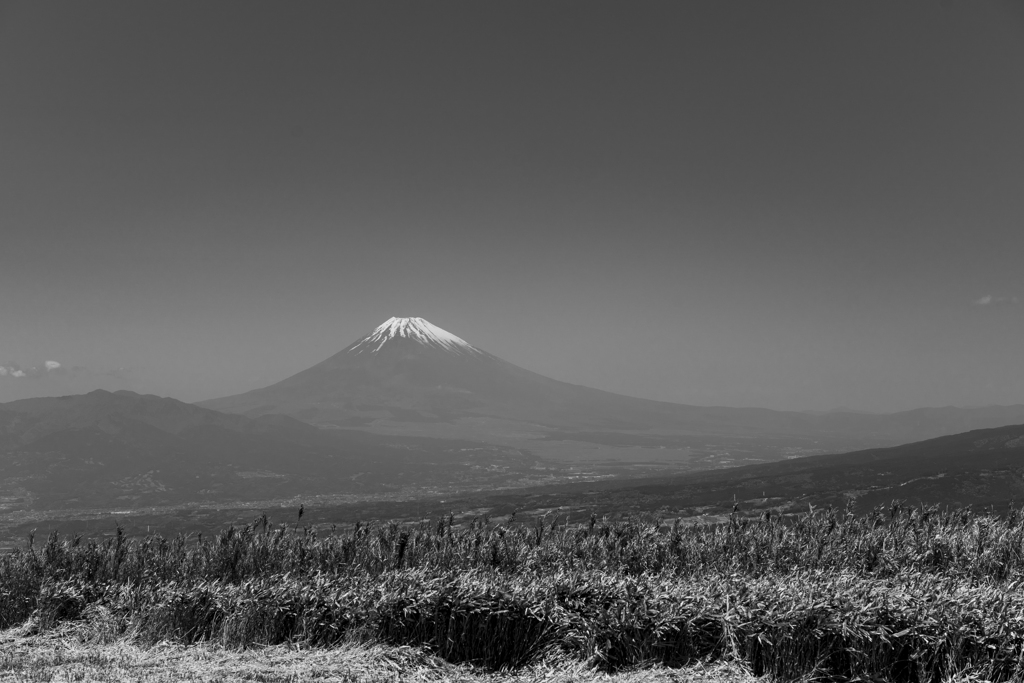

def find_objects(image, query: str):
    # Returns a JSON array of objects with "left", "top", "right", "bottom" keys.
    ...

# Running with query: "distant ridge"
[
  {"left": 198, "top": 317, "right": 1024, "bottom": 444},
  {"left": 582, "top": 422, "right": 1024, "bottom": 513},
  {"left": 0, "top": 389, "right": 538, "bottom": 510}
]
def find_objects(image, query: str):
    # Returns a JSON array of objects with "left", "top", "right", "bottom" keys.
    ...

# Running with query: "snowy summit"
[{"left": 348, "top": 317, "right": 482, "bottom": 355}]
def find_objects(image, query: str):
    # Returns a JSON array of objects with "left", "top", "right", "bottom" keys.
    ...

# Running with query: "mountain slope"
[
  {"left": 385, "top": 422, "right": 1024, "bottom": 525},
  {"left": 0, "top": 390, "right": 539, "bottom": 511},
  {"left": 199, "top": 317, "right": 1024, "bottom": 446},
  {"left": 570, "top": 422, "right": 1024, "bottom": 514}
]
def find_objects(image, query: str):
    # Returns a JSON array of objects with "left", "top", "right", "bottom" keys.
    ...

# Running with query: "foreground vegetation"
[
  {"left": 0, "top": 626, "right": 753, "bottom": 683},
  {"left": 2, "top": 504, "right": 1024, "bottom": 681}
]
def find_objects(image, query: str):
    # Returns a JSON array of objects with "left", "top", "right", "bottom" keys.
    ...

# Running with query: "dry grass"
[
  {"left": 4, "top": 504, "right": 1024, "bottom": 681},
  {"left": 0, "top": 624, "right": 753, "bottom": 683}
]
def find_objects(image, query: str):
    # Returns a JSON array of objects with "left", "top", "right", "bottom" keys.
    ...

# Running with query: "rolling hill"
[
  {"left": 0, "top": 390, "right": 538, "bottom": 511},
  {"left": 487, "top": 421, "right": 1024, "bottom": 519}
]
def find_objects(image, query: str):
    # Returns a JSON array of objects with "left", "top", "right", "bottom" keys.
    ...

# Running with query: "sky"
[{"left": 1, "top": 1, "right": 1022, "bottom": 413}]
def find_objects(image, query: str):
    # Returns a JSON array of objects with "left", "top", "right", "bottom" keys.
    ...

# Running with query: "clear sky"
[{"left": 1, "top": 1, "right": 1022, "bottom": 412}]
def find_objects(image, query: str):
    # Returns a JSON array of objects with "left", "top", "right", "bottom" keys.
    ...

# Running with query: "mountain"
[
  {"left": 363, "top": 422, "right": 1024, "bottom": 525},
  {"left": 4, "top": 412, "right": 1023, "bottom": 545},
  {"left": 549, "top": 421, "right": 1024, "bottom": 516},
  {"left": 0, "top": 390, "right": 538, "bottom": 511},
  {"left": 199, "top": 317, "right": 1024, "bottom": 452}
]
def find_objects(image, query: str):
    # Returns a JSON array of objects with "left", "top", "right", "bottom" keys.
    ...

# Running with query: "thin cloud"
[
  {"left": 0, "top": 361, "right": 75, "bottom": 379},
  {"left": 973, "top": 295, "right": 1018, "bottom": 306}
]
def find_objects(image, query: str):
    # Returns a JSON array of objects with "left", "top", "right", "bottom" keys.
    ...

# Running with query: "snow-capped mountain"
[
  {"left": 198, "top": 317, "right": 1024, "bottom": 443},
  {"left": 348, "top": 317, "right": 484, "bottom": 356},
  {"left": 199, "top": 316, "right": 578, "bottom": 426}
]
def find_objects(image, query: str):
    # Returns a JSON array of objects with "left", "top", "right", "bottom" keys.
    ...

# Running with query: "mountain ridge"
[
  {"left": 0, "top": 389, "right": 542, "bottom": 511},
  {"left": 574, "top": 421, "right": 1024, "bottom": 514}
]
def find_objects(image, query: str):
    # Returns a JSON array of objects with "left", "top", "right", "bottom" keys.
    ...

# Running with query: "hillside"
[
  {"left": 0, "top": 390, "right": 539, "bottom": 511},
  {"left": 3, "top": 503, "right": 1023, "bottom": 683},
  {"left": 480, "top": 421, "right": 1024, "bottom": 519}
]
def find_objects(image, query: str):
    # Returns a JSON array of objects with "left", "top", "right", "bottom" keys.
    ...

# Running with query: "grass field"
[
  {"left": 0, "top": 624, "right": 754, "bottom": 682},
  {"left": 2, "top": 503, "right": 1023, "bottom": 682}
]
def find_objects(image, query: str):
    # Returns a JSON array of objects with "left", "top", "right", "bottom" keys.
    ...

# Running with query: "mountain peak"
[{"left": 347, "top": 317, "right": 482, "bottom": 355}]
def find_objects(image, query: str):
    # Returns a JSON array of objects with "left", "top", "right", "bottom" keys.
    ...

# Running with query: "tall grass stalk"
[{"left": 2, "top": 503, "right": 1024, "bottom": 680}]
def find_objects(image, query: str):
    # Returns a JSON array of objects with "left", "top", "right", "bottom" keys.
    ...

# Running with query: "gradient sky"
[{"left": 1, "top": 1, "right": 1022, "bottom": 412}]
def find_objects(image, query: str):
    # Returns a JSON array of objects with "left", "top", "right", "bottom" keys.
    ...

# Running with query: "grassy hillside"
[{"left": 2, "top": 504, "right": 1024, "bottom": 681}]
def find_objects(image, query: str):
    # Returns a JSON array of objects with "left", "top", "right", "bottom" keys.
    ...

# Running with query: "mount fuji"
[
  {"left": 199, "top": 317, "right": 813, "bottom": 434},
  {"left": 198, "top": 317, "right": 1024, "bottom": 452}
]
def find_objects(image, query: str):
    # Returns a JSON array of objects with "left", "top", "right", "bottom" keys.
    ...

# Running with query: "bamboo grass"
[{"left": 3, "top": 504, "right": 1024, "bottom": 680}]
